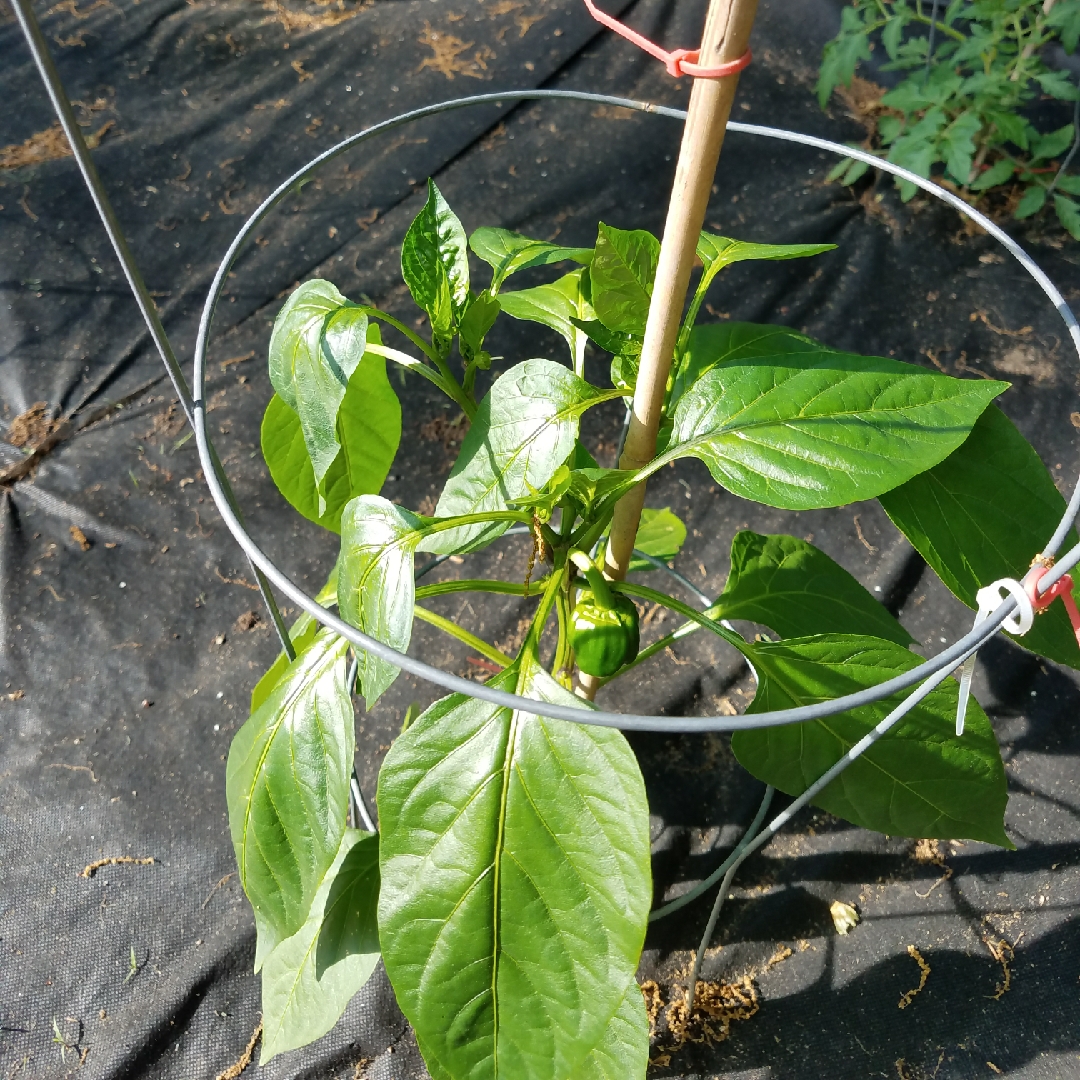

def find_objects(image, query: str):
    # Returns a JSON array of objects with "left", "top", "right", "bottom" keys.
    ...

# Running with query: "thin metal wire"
[
  {"left": 11, "top": 0, "right": 297, "bottom": 662},
  {"left": 685, "top": 620, "right": 992, "bottom": 1010},
  {"left": 650, "top": 784, "right": 774, "bottom": 923},
  {"left": 186, "top": 88, "right": 1080, "bottom": 732}
]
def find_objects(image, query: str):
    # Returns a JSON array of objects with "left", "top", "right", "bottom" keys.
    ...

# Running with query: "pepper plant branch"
[{"left": 412, "top": 605, "right": 514, "bottom": 668}]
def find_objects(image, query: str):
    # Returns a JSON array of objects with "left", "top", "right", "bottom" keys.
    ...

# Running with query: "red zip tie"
[
  {"left": 583, "top": 0, "right": 752, "bottom": 79},
  {"left": 1027, "top": 564, "right": 1080, "bottom": 646}
]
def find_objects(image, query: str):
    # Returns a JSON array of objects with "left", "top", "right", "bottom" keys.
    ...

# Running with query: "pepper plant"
[
  {"left": 230, "top": 179, "right": 1079, "bottom": 1074},
  {"left": 818, "top": 0, "right": 1080, "bottom": 237}
]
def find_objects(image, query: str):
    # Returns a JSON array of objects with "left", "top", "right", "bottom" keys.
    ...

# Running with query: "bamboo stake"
[{"left": 578, "top": 0, "right": 760, "bottom": 700}]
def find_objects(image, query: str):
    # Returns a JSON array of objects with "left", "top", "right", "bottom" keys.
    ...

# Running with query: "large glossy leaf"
[
  {"left": 260, "top": 829, "right": 381, "bottom": 1064},
  {"left": 469, "top": 227, "right": 592, "bottom": 294},
  {"left": 670, "top": 321, "right": 822, "bottom": 407},
  {"left": 402, "top": 179, "right": 469, "bottom": 342},
  {"left": 422, "top": 359, "right": 613, "bottom": 555},
  {"left": 498, "top": 269, "right": 594, "bottom": 374},
  {"left": 662, "top": 351, "right": 1006, "bottom": 510},
  {"left": 679, "top": 234, "right": 834, "bottom": 353},
  {"left": 268, "top": 280, "right": 369, "bottom": 510},
  {"left": 377, "top": 656, "right": 652, "bottom": 1080},
  {"left": 732, "top": 635, "right": 1012, "bottom": 845},
  {"left": 880, "top": 405, "right": 1080, "bottom": 669},
  {"left": 227, "top": 627, "right": 353, "bottom": 961},
  {"left": 250, "top": 574, "right": 338, "bottom": 714},
  {"left": 590, "top": 224, "right": 659, "bottom": 335},
  {"left": 717, "top": 531, "right": 913, "bottom": 645},
  {"left": 262, "top": 323, "right": 401, "bottom": 533},
  {"left": 338, "top": 496, "right": 425, "bottom": 708}
]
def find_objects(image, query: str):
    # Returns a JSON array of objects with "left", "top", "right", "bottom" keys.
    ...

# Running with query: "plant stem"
[
  {"left": 413, "top": 604, "right": 514, "bottom": 668},
  {"left": 415, "top": 578, "right": 539, "bottom": 600},
  {"left": 363, "top": 342, "right": 464, "bottom": 403},
  {"left": 615, "top": 582, "right": 744, "bottom": 651},
  {"left": 360, "top": 307, "right": 441, "bottom": 364},
  {"left": 522, "top": 556, "right": 567, "bottom": 661}
]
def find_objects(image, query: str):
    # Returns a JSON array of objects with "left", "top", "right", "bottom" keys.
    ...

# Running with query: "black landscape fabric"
[{"left": 3, "top": 0, "right": 1080, "bottom": 1077}]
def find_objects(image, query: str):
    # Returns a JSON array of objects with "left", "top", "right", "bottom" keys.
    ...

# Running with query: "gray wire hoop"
[{"left": 191, "top": 89, "right": 1080, "bottom": 733}]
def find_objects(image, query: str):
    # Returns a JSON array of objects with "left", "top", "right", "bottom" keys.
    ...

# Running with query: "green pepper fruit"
[{"left": 569, "top": 552, "right": 640, "bottom": 678}]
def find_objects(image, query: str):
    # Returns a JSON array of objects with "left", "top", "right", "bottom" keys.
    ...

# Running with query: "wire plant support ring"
[{"left": 186, "top": 88, "right": 1080, "bottom": 733}]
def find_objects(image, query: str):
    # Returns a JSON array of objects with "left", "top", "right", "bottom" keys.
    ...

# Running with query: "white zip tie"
[{"left": 955, "top": 578, "right": 1035, "bottom": 735}]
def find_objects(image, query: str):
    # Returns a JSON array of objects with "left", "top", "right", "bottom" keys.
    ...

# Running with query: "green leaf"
[
  {"left": 879, "top": 405, "right": 1080, "bottom": 670},
  {"left": 423, "top": 360, "right": 612, "bottom": 554},
  {"left": 338, "top": 496, "right": 426, "bottom": 708},
  {"left": 590, "top": 224, "right": 660, "bottom": 335},
  {"left": 402, "top": 179, "right": 470, "bottom": 344},
  {"left": 988, "top": 110, "right": 1031, "bottom": 151},
  {"left": 1035, "top": 72, "right": 1080, "bottom": 101},
  {"left": 716, "top": 531, "right": 913, "bottom": 645},
  {"left": 841, "top": 157, "right": 872, "bottom": 185},
  {"left": 970, "top": 156, "right": 1016, "bottom": 192},
  {"left": 459, "top": 291, "right": 501, "bottom": 365},
  {"left": 268, "top": 280, "right": 370, "bottom": 512},
  {"left": 518, "top": 465, "right": 638, "bottom": 520},
  {"left": 680, "top": 234, "right": 834, "bottom": 353},
  {"left": 1052, "top": 173, "right": 1080, "bottom": 196},
  {"left": 1014, "top": 184, "right": 1048, "bottom": 219},
  {"left": 941, "top": 110, "right": 982, "bottom": 183},
  {"left": 260, "top": 829, "right": 381, "bottom": 1064},
  {"left": 732, "top": 635, "right": 1012, "bottom": 845},
  {"left": 600, "top": 507, "right": 688, "bottom": 573},
  {"left": 1054, "top": 194, "right": 1080, "bottom": 240},
  {"left": 251, "top": 573, "right": 338, "bottom": 714},
  {"left": 662, "top": 351, "right": 1006, "bottom": 510},
  {"left": 816, "top": 9, "right": 872, "bottom": 106},
  {"left": 826, "top": 155, "right": 856, "bottom": 182},
  {"left": 574, "top": 977, "right": 649, "bottom": 1080},
  {"left": 377, "top": 656, "right": 652, "bottom": 1080},
  {"left": 469, "top": 227, "right": 592, "bottom": 294},
  {"left": 1033, "top": 124, "right": 1077, "bottom": 162},
  {"left": 262, "top": 323, "right": 401, "bottom": 533},
  {"left": 227, "top": 628, "right": 353, "bottom": 960},
  {"left": 498, "top": 270, "right": 595, "bottom": 374},
  {"left": 1047, "top": 0, "right": 1080, "bottom": 52},
  {"left": 670, "top": 321, "right": 820, "bottom": 408}
]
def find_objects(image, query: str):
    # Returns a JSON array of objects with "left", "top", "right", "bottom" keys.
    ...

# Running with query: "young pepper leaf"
[
  {"left": 262, "top": 323, "right": 401, "bottom": 533},
  {"left": 422, "top": 359, "right": 617, "bottom": 554},
  {"left": 268, "top": 280, "right": 370, "bottom": 513},
  {"left": 226, "top": 627, "right": 353, "bottom": 960},
  {"left": 260, "top": 830, "right": 380, "bottom": 1064},
  {"left": 402, "top": 179, "right": 470, "bottom": 346},
  {"left": 498, "top": 269, "right": 595, "bottom": 374},
  {"left": 377, "top": 656, "right": 651, "bottom": 1080},
  {"left": 458, "top": 290, "right": 501, "bottom": 365},
  {"left": 879, "top": 405, "right": 1080, "bottom": 670},
  {"left": 338, "top": 496, "right": 426, "bottom": 708},
  {"left": 590, "top": 223, "right": 660, "bottom": 335},
  {"left": 716, "top": 531, "right": 914, "bottom": 645},
  {"left": 733, "top": 635, "right": 1012, "bottom": 846},
  {"left": 469, "top": 226, "right": 592, "bottom": 295},
  {"left": 661, "top": 351, "right": 1007, "bottom": 510},
  {"left": 678, "top": 234, "right": 834, "bottom": 357}
]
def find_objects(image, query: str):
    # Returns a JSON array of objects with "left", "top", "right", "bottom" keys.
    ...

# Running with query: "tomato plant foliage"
[{"left": 226, "top": 179, "right": 1062, "bottom": 1074}]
